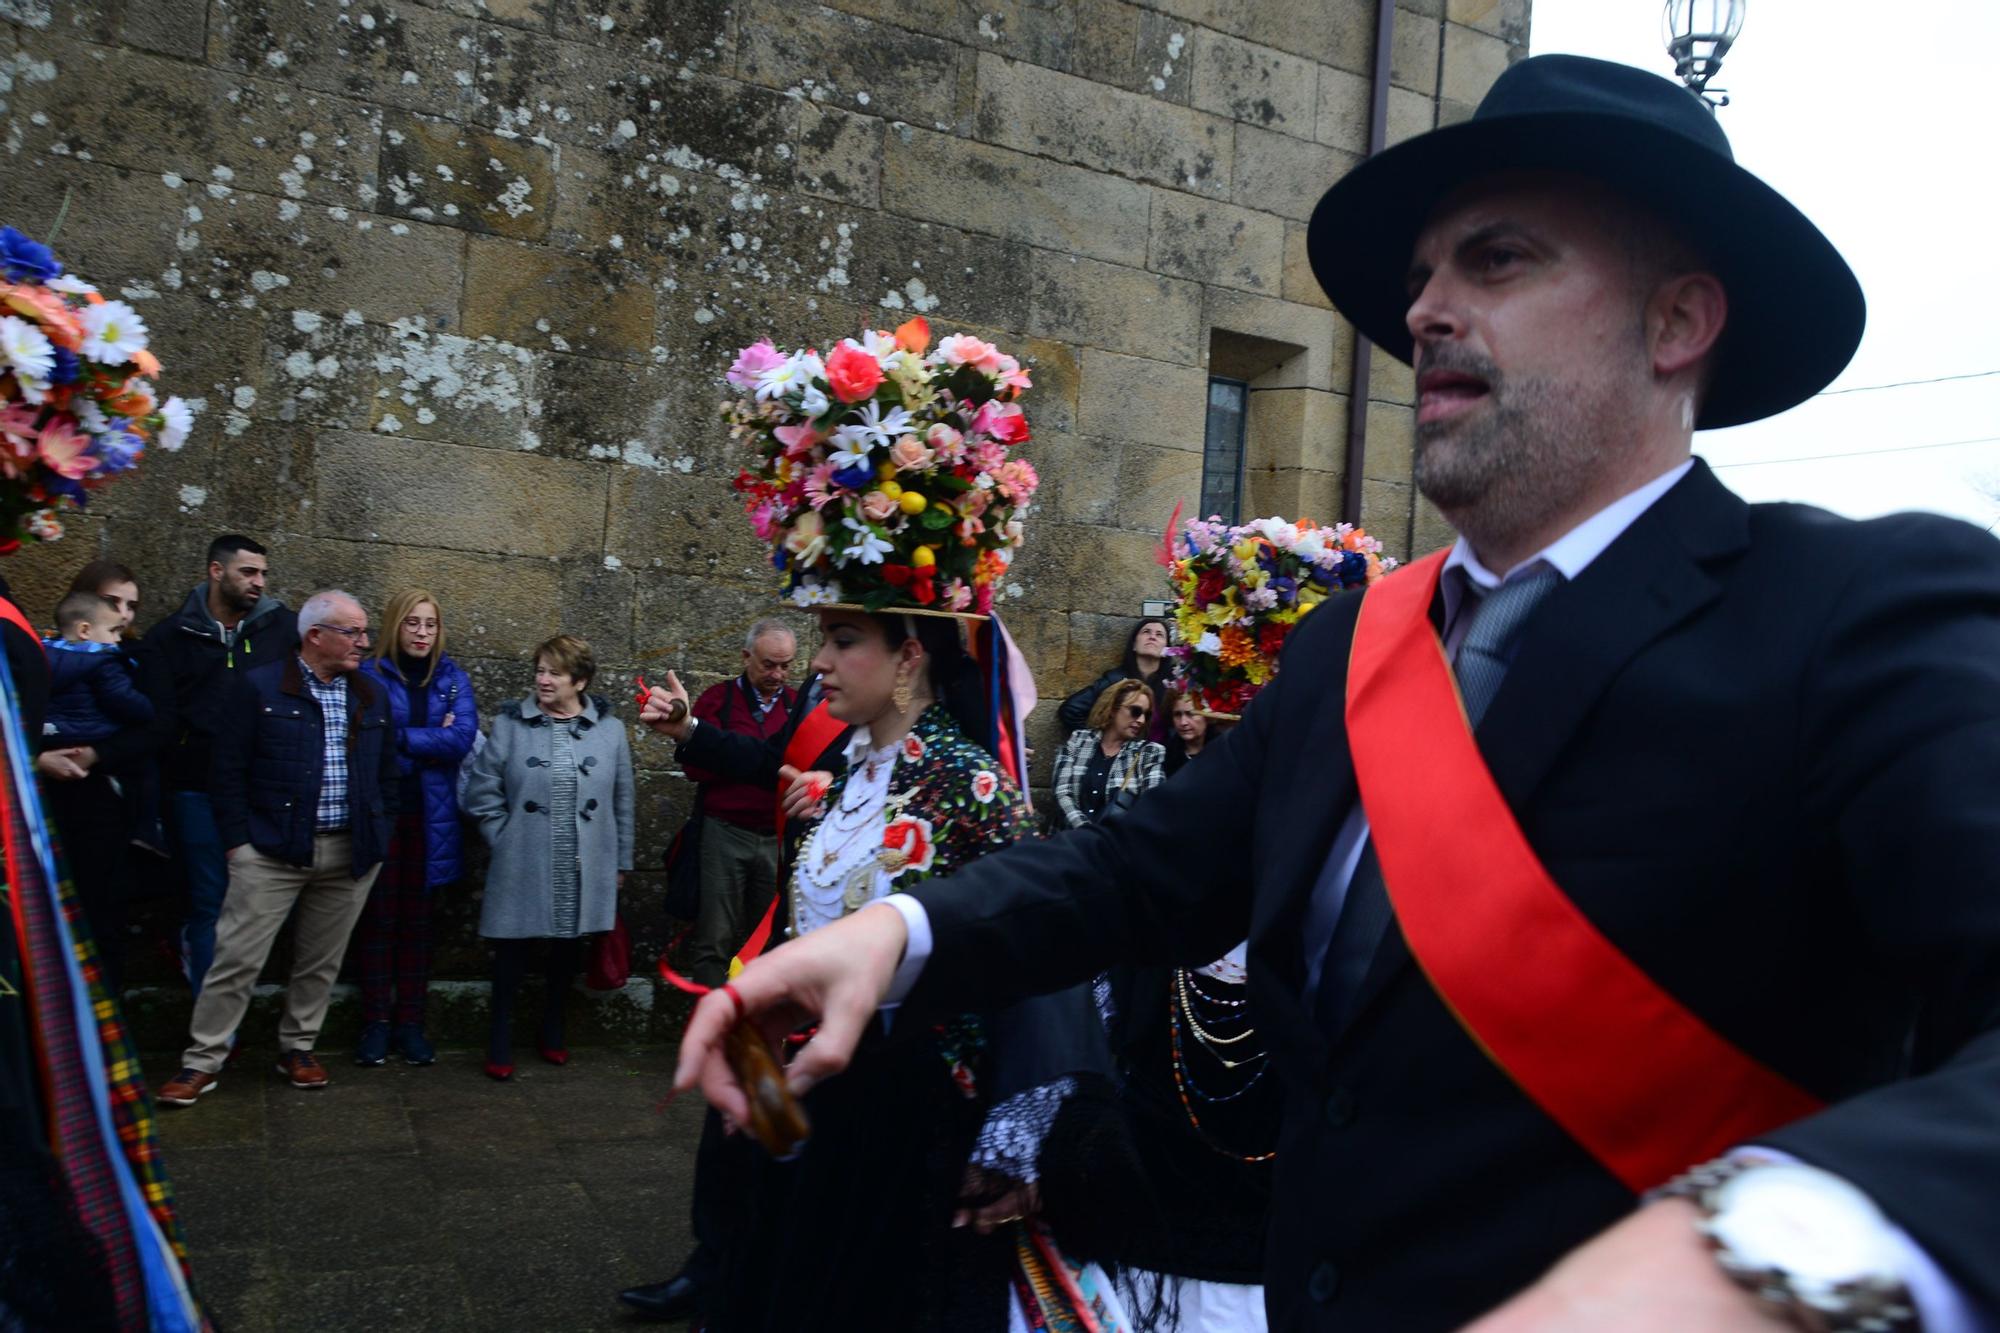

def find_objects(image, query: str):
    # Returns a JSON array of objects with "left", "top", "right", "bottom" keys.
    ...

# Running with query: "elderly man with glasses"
[{"left": 160, "top": 590, "right": 401, "bottom": 1104}]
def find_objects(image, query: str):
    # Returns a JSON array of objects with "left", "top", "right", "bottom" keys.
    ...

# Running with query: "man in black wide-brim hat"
[{"left": 674, "top": 55, "right": 2000, "bottom": 1332}]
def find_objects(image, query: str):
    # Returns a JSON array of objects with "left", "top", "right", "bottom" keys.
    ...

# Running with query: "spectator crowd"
[{"left": 10, "top": 532, "right": 1170, "bottom": 1106}]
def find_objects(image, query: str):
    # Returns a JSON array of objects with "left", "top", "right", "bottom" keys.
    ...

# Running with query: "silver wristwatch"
[{"left": 1652, "top": 1159, "right": 1918, "bottom": 1332}]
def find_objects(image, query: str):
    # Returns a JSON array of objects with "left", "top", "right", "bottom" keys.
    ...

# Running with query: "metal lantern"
[{"left": 1662, "top": 0, "right": 1745, "bottom": 108}]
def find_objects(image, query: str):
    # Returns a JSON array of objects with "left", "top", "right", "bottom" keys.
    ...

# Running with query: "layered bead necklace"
[
  {"left": 793, "top": 729, "right": 906, "bottom": 933},
  {"left": 1168, "top": 959, "right": 1277, "bottom": 1163}
]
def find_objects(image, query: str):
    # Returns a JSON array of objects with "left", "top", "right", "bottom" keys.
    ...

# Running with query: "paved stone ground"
[{"left": 144, "top": 1045, "right": 703, "bottom": 1332}]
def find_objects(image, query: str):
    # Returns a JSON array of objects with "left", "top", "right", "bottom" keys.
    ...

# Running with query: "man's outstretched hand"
[
  {"left": 672, "top": 900, "right": 911, "bottom": 1126},
  {"left": 639, "top": 671, "right": 693, "bottom": 741}
]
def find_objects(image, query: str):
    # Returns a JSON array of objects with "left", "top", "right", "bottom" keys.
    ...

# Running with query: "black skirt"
[{"left": 715, "top": 1027, "right": 1014, "bottom": 1333}]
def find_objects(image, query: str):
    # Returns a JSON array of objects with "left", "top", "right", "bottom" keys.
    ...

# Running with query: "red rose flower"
[
  {"left": 825, "top": 343, "right": 884, "bottom": 403},
  {"left": 881, "top": 815, "right": 937, "bottom": 877}
]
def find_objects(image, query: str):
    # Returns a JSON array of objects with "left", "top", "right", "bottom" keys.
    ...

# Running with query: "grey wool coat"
[{"left": 464, "top": 695, "right": 635, "bottom": 939}]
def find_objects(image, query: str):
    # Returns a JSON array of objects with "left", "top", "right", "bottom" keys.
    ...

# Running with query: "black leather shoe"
[{"left": 617, "top": 1274, "right": 701, "bottom": 1322}]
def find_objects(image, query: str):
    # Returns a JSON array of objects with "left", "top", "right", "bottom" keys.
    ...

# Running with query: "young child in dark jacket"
[
  {"left": 45, "top": 592, "right": 154, "bottom": 743},
  {"left": 44, "top": 590, "right": 163, "bottom": 849}
]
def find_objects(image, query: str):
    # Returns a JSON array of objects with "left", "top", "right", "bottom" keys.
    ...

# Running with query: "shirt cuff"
[
  {"left": 880, "top": 892, "right": 933, "bottom": 1008},
  {"left": 1732, "top": 1148, "right": 1984, "bottom": 1333}
]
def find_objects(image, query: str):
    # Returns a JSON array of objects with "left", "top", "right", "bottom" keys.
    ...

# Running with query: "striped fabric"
[
  {"left": 1, "top": 652, "right": 207, "bottom": 1331},
  {"left": 1, "top": 751, "right": 145, "bottom": 1324}
]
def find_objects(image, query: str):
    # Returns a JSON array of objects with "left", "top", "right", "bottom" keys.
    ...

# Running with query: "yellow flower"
[
  {"left": 900, "top": 491, "right": 928, "bottom": 515},
  {"left": 880, "top": 480, "right": 904, "bottom": 500},
  {"left": 912, "top": 545, "right": 936, "bottom": 568}
]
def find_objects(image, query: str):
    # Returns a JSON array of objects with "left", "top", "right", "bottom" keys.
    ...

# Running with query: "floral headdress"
[
  {"left": 725, "top": 317, "right": 1038, "bottom": 619},
  {"left": 0, "top": 226, "right": 192, "bottom": 551},
  {"left": 1165, "top": 513, "right": 1394, "bottom": 718}
]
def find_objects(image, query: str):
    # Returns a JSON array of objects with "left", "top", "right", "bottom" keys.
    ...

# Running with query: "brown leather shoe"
[
  {"left": 276, "top": 1050, "right": 330, "bottom": 1089},
  {"left": 157, "top": 1068, "right": 219, "bottom": 1106}
]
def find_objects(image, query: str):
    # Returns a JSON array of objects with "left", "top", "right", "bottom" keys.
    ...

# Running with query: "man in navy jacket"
[{"left": 159, "top": 590, "right": 397, "bottom": 1103}]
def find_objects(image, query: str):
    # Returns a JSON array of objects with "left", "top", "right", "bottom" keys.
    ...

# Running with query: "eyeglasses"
[
  {"left": 314, "top": 624, "right": 371, "bottom": 643},
  {"left": 1122, "top": 705, "right": 1150, "bottom": 720}
]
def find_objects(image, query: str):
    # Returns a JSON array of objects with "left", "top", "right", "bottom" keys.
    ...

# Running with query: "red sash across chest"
[{"left": 1344, "top": 549, "right": 1822, "bottom": 1192}]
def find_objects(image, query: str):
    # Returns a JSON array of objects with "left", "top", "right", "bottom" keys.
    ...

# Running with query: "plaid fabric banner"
[
  {"left": 0, "top": 728, "right": 148, "bottom": 1325},
  {"left": 0, "top": 649, "right": 207, "bottom": 1331}
]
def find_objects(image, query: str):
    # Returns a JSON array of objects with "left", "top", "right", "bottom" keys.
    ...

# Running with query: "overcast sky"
[{"left": 1529, "top": 0, "right": 2000, "bottom": 532}]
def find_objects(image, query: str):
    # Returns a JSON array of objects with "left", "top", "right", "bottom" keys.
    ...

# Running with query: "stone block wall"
[{"left": 0, "top": 0, "right": 1526, "bottom": 1012}]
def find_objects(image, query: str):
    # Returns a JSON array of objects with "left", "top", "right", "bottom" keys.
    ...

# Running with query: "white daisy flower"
[
  {"left": 839, "top": 516, "right": 895, "bottom": 566},
  {"left": 78, "top": 299, "right": 149, "bottom": 365},
  {"left": 845, "top": 400, "right": 913, "bottom": 451},
  {"left": 790, "top": 579, "right": 844, "bottom": 607},
  {"left": 0, "top": 315, "right": 55, "bottom": 384},
  {"left": 826, "top": 435, "right": 873, "bottom": 472},
  {"left": 158, "top": 395, "right": 195, "bottom": 451},
  {"left": 754, "top": 354, "right": 810, "bottom": 402},
  {"left": 45, "top": 275, "right": 98, "bottom": 297}
]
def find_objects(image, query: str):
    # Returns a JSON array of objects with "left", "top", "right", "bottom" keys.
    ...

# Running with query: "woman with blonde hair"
[
  {"left": 1051, "top": 677, "right": 1166, "bottom": 829},
  {"left": 352, "top": 588, "right": 478, "bottom": 1067}
]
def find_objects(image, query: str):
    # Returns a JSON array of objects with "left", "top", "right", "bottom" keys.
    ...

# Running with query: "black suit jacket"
[{"left": 904, "top": 461, "right": 2000, "bottom": 1330}]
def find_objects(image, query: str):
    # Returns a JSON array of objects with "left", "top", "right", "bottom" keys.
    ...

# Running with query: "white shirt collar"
[
  {"left": 1444, "top": 458, "right": 1694, "bottom": 588},
  {"left": 842, "top": 723, "right": 902, "bottom": 768}
]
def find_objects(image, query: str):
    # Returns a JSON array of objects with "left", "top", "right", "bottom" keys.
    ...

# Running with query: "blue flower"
[
  {"left": 48, "top": 346, "right": 80, "bottom": 386},
  {"left": 0, "top": 227, "right": 64, "bottom": 285},
  {"left": 772, "top": 547, "right": 789, "bottom": 571},
  {"left": 1338, "top": 550, "right": 1367, "bottom": 584},
  {"left": 90, "top": 428, "right": 144, "bottom": 475},
  {"left": 832, "top": 464, "right": 874, "bottom": 492},
  {"left": 43, "top": 474, "right": 88, "bottom": 505},
  {"left": 1269, "top": 574, "right": 1298, "bottom": 605}
]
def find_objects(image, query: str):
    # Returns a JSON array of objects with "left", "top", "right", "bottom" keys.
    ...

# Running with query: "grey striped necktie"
[{"left": 1313, "top": 564, "right": 1564, "bottom": 1034}]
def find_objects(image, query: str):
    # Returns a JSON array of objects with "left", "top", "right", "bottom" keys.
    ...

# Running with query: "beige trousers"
[{"left": 182, "top": 833, "right": 380, "bottom": 1072}]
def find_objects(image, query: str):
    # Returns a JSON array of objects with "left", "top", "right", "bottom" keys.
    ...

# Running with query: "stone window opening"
[
  {"left": 1200, "top": 375, "right": 1248, "bottom": 524},
  {"left": 1207, "top": 328, "right": 1334, "bottom": 523}
]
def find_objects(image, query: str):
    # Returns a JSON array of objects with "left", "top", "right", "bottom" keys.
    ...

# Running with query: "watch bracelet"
[{"left": 1650, "top": 1159, "right": 1920, "bottom": 1333}]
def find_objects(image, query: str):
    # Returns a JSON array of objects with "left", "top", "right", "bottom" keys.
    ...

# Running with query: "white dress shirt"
[{"left": 881, "top": 458, "right": 1977, "bottom": 1328}]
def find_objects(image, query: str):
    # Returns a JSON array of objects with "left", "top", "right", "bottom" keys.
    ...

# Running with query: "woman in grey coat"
[{"left": 462, "top": 633, "right": 634, "bottom": 1080}]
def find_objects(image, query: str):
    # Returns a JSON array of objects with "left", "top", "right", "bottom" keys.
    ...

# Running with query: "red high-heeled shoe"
[
  {"left": 538, "top": 1046, "right": 569, "bottom": 1066},
  {"left": 483, "top": 1060, "right": 515, "bottom": 1081}
]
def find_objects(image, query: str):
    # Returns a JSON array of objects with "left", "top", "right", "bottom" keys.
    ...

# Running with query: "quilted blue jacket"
[{"left": 360, "top": 653, "right": 477, "bottom": 889}]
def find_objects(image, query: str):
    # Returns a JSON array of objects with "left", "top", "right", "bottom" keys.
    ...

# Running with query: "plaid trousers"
[{"left": 353, "top": 815, "right": 433, "bottom": 1025}]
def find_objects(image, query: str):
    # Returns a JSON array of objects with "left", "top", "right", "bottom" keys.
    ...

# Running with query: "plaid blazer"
[{"left": 1050, "top": 729, "right": 1164, "bottom": 829}]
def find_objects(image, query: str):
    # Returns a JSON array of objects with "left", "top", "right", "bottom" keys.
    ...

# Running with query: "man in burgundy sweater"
[{"left": 681, "top": 619, "right": 797, "bottom": 988}]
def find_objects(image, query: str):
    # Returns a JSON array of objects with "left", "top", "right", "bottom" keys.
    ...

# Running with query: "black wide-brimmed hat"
[{"left": 1307, "top": 54, "right": 1864, "bottom": 430}]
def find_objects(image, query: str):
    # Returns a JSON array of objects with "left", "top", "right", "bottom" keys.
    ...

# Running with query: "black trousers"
[
  {"left": 683, "top": 1107, "right": 752, "bottom": 1290},
  {"left": 43, "top": 771, "right": 134, "bottom": 996}
]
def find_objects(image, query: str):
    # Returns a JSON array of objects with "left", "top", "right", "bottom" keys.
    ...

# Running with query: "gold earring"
[{"left": 892, "top": 671, "right": 914, "bottom": 715}]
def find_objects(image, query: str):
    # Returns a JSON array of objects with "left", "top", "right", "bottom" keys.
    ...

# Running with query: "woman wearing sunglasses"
[{"left": 1051, "top": 677, "right": 1165, "bottom": 830}]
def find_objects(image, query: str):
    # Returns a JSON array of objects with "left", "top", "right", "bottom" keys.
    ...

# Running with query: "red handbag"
[{"left": 586, "top": 914, "right": 631, "bottom": 990}]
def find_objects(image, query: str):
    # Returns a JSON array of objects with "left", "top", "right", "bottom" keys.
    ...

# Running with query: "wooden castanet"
[{"left": 724, "top": 1020, "right": 811, "bottom": 1158}]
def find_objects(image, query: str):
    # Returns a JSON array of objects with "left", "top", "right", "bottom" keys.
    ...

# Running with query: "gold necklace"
[{"left": 1174, "top": 968, "right": 1264, "bottom": 1067}]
